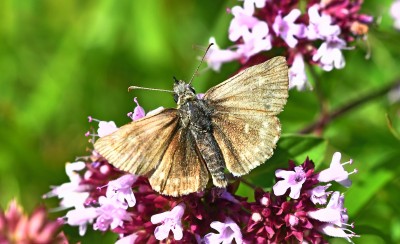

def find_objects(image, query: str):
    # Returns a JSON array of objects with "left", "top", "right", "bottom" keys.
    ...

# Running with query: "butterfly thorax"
[{"left": 173, "top": 80, "right": 211, "bottom": 130}]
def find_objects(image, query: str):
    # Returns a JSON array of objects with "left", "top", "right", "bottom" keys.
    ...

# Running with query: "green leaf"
[{"left": 346, "top": 169, "right": 394, "bottom": 216}]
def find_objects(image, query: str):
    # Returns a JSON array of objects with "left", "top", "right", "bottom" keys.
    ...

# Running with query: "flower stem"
[
  {"left": 299, "top": 79, "right": 400, "bottom": 134},
  {"left": 239, "top": 178, "right": 258, "bottom": 190}
]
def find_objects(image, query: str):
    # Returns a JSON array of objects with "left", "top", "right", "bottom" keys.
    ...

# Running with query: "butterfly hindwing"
[
  {"left": 204, "top": 56, "right": 288, "bottom": 176},
  {"left": 94, "top": 108, "right": 179, "bottom": 176},
  {"left": 212, "top": 112, "right": 281, "bottom": 176},
  {"left": 149, "top": 127, "right": 209, "bottom": 196}
]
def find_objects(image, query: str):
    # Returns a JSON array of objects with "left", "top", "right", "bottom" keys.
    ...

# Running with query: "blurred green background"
[{"left": 0, "top": 0, "right": 399, "bottom": 243}]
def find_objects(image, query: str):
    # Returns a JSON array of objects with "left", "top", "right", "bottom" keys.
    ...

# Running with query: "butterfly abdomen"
[
  {"left": 191, "top": 129, "right": 227, "bottom": 188},
  {"left": 180, "top": 100, "right": 228, "bottom": 188}
]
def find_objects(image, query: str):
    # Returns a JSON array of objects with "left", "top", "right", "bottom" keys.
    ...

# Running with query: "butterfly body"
[
  {"left": 95, "top": 56, "right": 289, "bottom": 196},
  {"left": 173, "top": 79, "right": 228, "bottom": 187}
]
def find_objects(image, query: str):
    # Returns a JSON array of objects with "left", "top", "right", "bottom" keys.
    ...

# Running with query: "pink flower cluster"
[
  {"left": 246, "top": 153, "right": 358, "bottom": 243},
  {"left": 207, "top": 0, "right": 373, "bottom": 90},
  {"left": 45, "top": 99, "right": 359, "bottom": 243},
  {"left": 0, "top": 200, "right": 66, "bottom": 243}
]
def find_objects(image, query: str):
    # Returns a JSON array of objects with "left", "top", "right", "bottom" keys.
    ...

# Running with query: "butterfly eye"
[
  {"left": 189, "top": 86, "right": 195, "bottom": 93},
  {"left": 186, "top": 84, "right": 195, "bottom": 94},
  {"left": 173, "top": 93, "right": 179, "bottom": 103}
]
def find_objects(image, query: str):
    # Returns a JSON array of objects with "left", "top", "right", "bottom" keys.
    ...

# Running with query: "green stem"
[{"left": 299, "top": 79, "right": 400, "bottom": 134}]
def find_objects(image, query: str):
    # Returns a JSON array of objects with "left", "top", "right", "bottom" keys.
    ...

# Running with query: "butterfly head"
[{"left": 173, "top": 77, "right": 196, "bottom": 106}]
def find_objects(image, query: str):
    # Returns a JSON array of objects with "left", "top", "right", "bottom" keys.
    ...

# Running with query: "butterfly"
[{"left": 94, "top": 56, "right": 288, "bottom": 196}]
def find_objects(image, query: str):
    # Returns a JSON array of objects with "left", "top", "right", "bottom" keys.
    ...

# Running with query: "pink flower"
[
  {"left": 289, "top": 53, "right": 309, "bottom": 90},
  {"left": 312, "top": 37, "right": 347, "bottom": 71},
  {"left": 0, "top": 200, "right": 66, "bottom": 244},
  {"left": 127, "top": 97, "right": 146, "bottom": 121},
  {"left": 93, "top": 196, "right": 132, "bottom": 231},
  {"left": 97, "top": 121, "right": 118, "bottom": 137},
  {"left": 308, "top": 192, "right": 347, "bottom": 225},
  {"left": 66, "top": 207, "right": 99, "bottom": 236},
  {"left": 308, "top": 184, "right": 332, "bottom": 205},
  {"left": 273, "top": 166, "right": 307, "bottom": 199},
  {"left": 272, "top": 9, "right": 306, "bottom": 48},
  {"left": 237, "top": 21, "right": 272, "bottom": 60},
  {"left": 203, "top": 217, "right": 243, "bottom": 244},
  {"left": 206, "top": 37, "right": 241, "bottom": 71},
  {"left": 106, "top": 174, "right": 138, "bottom": 208},
  {"left": 390, "top": 0, "right": 400, "bottom": 30},
  {"left": 229, "top": 5, "right": 259, "bottom": 41},
  {"left": 243, "top": 0, "right": 266, "bottom": 14},
  {"left": 150, "top": 203, "right": 185, "bottom": 241},
  {"left": 318, "top": 152, "right": 354, "bottom": 187},
  {"left": 318, "top": 223, "right": 358, "bottom": 243},
  {"left": 308, "top": 192, "right": 357, "bottom": 241},
  {"left": 306, "top": 5, "right": 341, "bottom": 40},
  {"left": 43, "top": 162, "right": 92, "bottom": 210}
]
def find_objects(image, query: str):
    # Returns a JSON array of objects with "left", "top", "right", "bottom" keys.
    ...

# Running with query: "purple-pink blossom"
[
  {"left": 237, "top": 21, "right": 272, "bottom": 60},
  {"left": 318, "top": 152, "right": 354, "bottom": 187},
  {"left": 150, "top": 203, "right": 185, "bottom": 241},
  {"left": 308, "top": 192, "right": 358, "bottom": 242},
  {"left": 203, "top": 217, "right": 243, "bottom": 244},
  {"left": 306, "top": 5, "right": 341, "bottom": 40},
  {"left": 272, "top": 9, "right": 306, "bottom": 48},
  {"left": 207, "top": 0, "right": 373, "bottom": 90},
  {"left": 206, "top": 37, "right": 241, "bottom": 71},
  {"left": 127, "top": 97, "right": 146, "bottom": 121},
  {"left": 288, "top": 53, "right": 309, "bottom": 90},
  {"left": 43, "top": 162, "right": 92, "bottom": 210},
  {"left": 308, "top": 184, "right": 332, "bottom": 205},
  {"left": 106, "top": 174, "right": 138, "bottom": 208},
  {"left": 273, "top": 166, "right": 307, "bottom": 199},
  {"left": 93, "top": 196, "right": 132, "bottom": 231},
  {"left": 229, "top": 5, "right": 259, "bottom": 42},
  {"left": 66, "top": 207, "right": 99, "bottom": 236},
  {"left": 312, "top": 36, "right": 347, "bottom": 71},
  {"left": 97, "top": 121, "right": 118, "bottom": 137}
]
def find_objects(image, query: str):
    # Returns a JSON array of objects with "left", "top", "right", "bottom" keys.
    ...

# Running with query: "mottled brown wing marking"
[
  {"left": 204, "top": 56, "right": 288, "bottom": 176},
  {"left": 94, "top": 108, "right": 179, "bottom": 175},
  {"left": 204, "top": 56, "right": 288, "bottom": 115},
  {"left": 212, "top": 112, "right": 281, "bottom": 176},
  {"left": 149, "top": 127, "right": 209, "bottom": 196}
]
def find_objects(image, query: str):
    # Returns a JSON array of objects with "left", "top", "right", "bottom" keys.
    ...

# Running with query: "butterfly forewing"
[
  {"left": 204, "top": 56, "right": 288, "bottom": 116},
  {"left": 149, "top": 127, "right": 209, "bottom": 196},
  {"left": 94, "top": 109, "right": 179, "bottom": 175},
  {"left": 204, "top": 56, "right": 288, "bottom": 176}
]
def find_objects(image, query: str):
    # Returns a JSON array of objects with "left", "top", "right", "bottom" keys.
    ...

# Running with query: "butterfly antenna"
[
  {"left": 188, "top": 43, "right": 214, "bottom": 85},
  {"left": 128, "top": 86, "right": 174, "bottom": 93}
]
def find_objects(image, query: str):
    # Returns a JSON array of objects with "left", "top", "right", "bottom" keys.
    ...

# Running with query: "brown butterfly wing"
[
  {"left": 149, "top": 127, "right": 209, "bottom": 196},
  {"left": 94, "top": 108, "right": 180, "bottom": 175},
  {"left": 94, "top": 108, "right": 209, "bottom": 196},
  {"left": 204, "top": 56, "right": 288, "bottom": 176}
]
